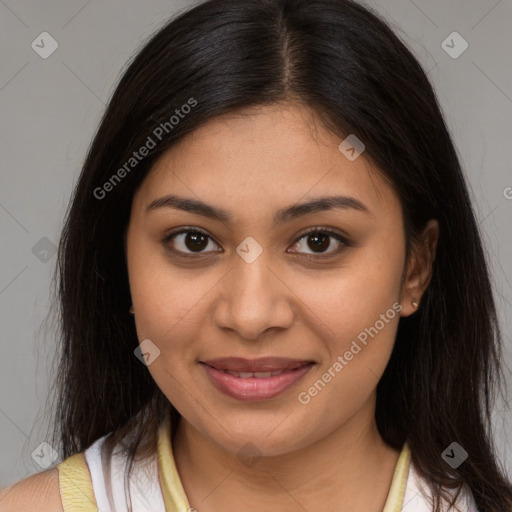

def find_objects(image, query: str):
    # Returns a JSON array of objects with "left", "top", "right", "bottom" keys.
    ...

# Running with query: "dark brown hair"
[{"left": 49, "top": 0, "right": 512, "bottom": 510}]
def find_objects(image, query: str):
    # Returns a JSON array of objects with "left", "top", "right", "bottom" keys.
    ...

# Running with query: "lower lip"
[{"left": 201, "top": 363, "right": 314, "bottom": 401}]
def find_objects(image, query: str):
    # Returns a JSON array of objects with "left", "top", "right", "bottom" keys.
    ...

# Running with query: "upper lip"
[{"left": 202, "top": 357, "right": 314, "bottom": 372}]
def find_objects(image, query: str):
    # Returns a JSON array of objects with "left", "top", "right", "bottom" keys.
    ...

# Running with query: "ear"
[{"left": 400, "top": 219, "right": 439, "bottom": 317}]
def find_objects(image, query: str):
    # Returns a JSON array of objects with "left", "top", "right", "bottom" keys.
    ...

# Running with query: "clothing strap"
[
  {"left": 158, "top": 411, "right": 193, "bottom": 511},
  {"left": 383, "top": 442, "right": 411, "bottom": 511},
  {"left": 57, "top": 452, "right": 98, "bottom": 511}
]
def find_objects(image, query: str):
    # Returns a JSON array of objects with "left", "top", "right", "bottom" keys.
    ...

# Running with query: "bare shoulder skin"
[{"left": 0, "top": 468, "right": 63, "bottom": 512}]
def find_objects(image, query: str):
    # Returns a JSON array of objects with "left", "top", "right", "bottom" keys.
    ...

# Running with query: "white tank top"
[{"left": 84, "top": 434, "right": 167, "bottom": 511}]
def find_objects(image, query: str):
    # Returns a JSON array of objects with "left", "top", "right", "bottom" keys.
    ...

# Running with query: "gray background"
[{"left": 1, "top": 0, "right": 511, "bottom": 489}]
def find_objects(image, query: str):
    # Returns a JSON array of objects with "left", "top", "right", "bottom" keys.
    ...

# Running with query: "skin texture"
[
  {"left": 125, "top": 102, "right": 439, "bottom": 511},
  {"left": 0, "top": 468, "right": 63, "bottom": 511}
]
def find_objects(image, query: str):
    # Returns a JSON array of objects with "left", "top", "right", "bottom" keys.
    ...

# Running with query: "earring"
[
  {"left": 411, "top": 300, "right": 418, "bottom": 308},
  {"left": 129, "top": 305, "right": 134, "bottom": 315}
]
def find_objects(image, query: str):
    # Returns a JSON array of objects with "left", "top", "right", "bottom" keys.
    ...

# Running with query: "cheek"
[
  {"left": 296, "top": 239, "right": 404, "bottom": 404},
  {"left": 127, "top": 251, "right": 211, "bottom": 414},
  {"left": 127, "top": 234, "right": 210, "bottom": 339},
  {"left": 130, "top": 276, "right": 213, "bottom": 374},
  {"left": 305, "top": 240, "right": 404, "bottom": 352}
]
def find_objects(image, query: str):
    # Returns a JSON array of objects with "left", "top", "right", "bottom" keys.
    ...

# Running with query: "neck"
[{"left": 172, "top": 393, "right": 400, "bottom": 512}]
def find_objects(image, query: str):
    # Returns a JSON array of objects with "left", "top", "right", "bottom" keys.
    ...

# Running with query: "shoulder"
[{"left": 0, "top": 467, "right": 63, "bottom": 512}]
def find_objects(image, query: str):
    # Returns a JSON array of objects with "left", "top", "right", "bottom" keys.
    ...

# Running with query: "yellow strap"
[
  {"left": 382, "top": 442, "right": 411, "bottom": 512},
  {"left": 157, "top": 411, "right": 193, "bottom": 512},
  {"left": 57, "top": 452, "right": 98, "bottom": 511}
]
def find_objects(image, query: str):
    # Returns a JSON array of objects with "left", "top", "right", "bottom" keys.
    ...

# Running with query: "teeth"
[{"left": 223, "top": 370, "right": 285, "bottom": 378}]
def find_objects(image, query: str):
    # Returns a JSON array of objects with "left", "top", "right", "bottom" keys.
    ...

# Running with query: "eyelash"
[{"left": 162, "top": 226, "right": 350, "bottom": 260}]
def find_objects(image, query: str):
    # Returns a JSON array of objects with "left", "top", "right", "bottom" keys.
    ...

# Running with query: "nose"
[{"left": 212, "top": 255, "right": 296, "bottom": 341}]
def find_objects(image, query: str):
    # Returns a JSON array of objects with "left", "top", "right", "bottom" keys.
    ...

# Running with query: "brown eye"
[
  {"left": 182, "top": 232, "right": 209, "bottom": 252},
  {"left": 306, "top": 232, "right": 330, "bottom": 252},
  {"left": 289, "top": 229, "right": 348, "bottom": 256},
  {"left": 164, "top": 230, "right": 220, "bottom": 255}
]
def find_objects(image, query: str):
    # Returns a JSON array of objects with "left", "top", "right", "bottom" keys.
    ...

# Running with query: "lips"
[{"left": 200, "top": 357, "right": 315, "bottom": 401}]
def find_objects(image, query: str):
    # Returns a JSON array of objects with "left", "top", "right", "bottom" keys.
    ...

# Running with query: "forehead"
[{"left": 133, "top": 103, "right": 400, "bottom": 222}]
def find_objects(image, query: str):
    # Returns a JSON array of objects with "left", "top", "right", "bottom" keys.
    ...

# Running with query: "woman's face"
[{"left": 126, "top": 103, "right": 427, "bottom": 457}]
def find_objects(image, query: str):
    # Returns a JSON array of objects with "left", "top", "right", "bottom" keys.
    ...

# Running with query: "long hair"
[{"left": 49, "top": 0, "right": 512, "bottom": 510}]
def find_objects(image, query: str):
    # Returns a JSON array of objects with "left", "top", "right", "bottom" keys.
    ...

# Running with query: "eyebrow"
[{"left": 146, "top": 193, "right": 371, "bottom": 225}]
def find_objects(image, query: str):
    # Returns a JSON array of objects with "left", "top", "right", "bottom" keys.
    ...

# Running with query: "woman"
[{"left": 2, "top": 0, "right": 511, "bottom": 510}]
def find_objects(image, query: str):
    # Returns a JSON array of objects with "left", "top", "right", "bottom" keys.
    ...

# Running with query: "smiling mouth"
[{"left": 200, "top": 357, "right": 315, "bottom": 401}]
